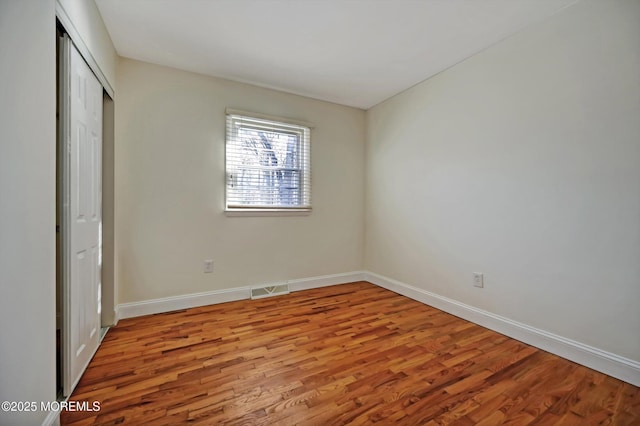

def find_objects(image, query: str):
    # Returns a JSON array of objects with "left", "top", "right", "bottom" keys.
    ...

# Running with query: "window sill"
[{"left": 225, "top": 208, "right": 312, "bottom": 217}]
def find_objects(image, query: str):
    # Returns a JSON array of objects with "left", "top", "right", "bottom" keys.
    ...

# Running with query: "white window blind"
[{"left": 225, "top": 112, "right": 311, "bottom": 211}]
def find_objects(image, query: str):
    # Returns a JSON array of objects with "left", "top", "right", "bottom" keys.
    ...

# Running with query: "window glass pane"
[{"left": 226, "top": 113, "right": 310, "bottom": 210}]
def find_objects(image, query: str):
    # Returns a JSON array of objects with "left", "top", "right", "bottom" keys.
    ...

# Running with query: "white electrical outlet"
[
  {"left": 473, "top": 272, "right": 483, "bottom": 288},
  {"left": 204, "top": 260, "right": 214, "bottom": 273}
]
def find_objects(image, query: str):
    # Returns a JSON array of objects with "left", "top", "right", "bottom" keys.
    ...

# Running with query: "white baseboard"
[
  {"left": 117, "top": 286, "right": 251, "bottom": 319},
  {"left": 365, "top": 271, "right": 640, "bottom": 387},
  {"left": 288, "top": 271, "right": 367, "bottom": 292},
  {"left": 116, "top": 271, "right": 366, "bottom": 320}
]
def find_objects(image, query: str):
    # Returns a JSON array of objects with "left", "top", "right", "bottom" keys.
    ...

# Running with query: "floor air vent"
[{"left": 251, "top": 283, "right": 290, "bottom": 300}]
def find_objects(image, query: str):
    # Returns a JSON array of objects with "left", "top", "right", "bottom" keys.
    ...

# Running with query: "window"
[{"left": 225, "top": 110, "right": 311, "bottom": 212}]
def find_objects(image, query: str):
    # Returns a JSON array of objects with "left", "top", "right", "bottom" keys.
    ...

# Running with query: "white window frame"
[{"left": 225, "top": 109, "right": 312, "bottom": 214}]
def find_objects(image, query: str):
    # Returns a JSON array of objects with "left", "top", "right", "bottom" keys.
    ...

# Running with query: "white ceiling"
[{"left": 96, "top": 0, "right": 578, "bottom": 109}]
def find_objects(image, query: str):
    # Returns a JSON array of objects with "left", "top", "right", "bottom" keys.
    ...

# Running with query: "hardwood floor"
[{"left": 62, "top": 282, "right": 639, "bottom": 425}]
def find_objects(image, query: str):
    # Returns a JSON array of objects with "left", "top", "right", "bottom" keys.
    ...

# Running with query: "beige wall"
[
  {"left": 365, "top": 0, "right": 640, "bottom": 362},
  {"left": 115, "top": 58, "right": 365, "bottom": 303},
  {"left": 0, "top": 1, "right": 57, "bottom": 425}
]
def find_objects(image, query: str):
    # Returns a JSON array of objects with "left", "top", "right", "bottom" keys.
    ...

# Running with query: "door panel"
[{"left": 61, "top": 35, "right": 103, "bottom": 396}]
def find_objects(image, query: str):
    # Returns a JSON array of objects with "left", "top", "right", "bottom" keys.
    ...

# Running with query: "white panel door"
[{"left": 61, "top": 35, "right": 103, "bottom": 396}]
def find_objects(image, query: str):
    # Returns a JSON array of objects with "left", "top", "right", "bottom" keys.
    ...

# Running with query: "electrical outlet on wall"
[
  {"left": 204, "top": 260, "right": 214, "bottom": 273},
  {"left": 473, "top": 272, "right": 483, "bottom": 288}
]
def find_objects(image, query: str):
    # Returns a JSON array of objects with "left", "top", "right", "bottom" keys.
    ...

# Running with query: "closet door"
[{"left": 60, "top": 35, "right": 103, "bottom": 396}]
